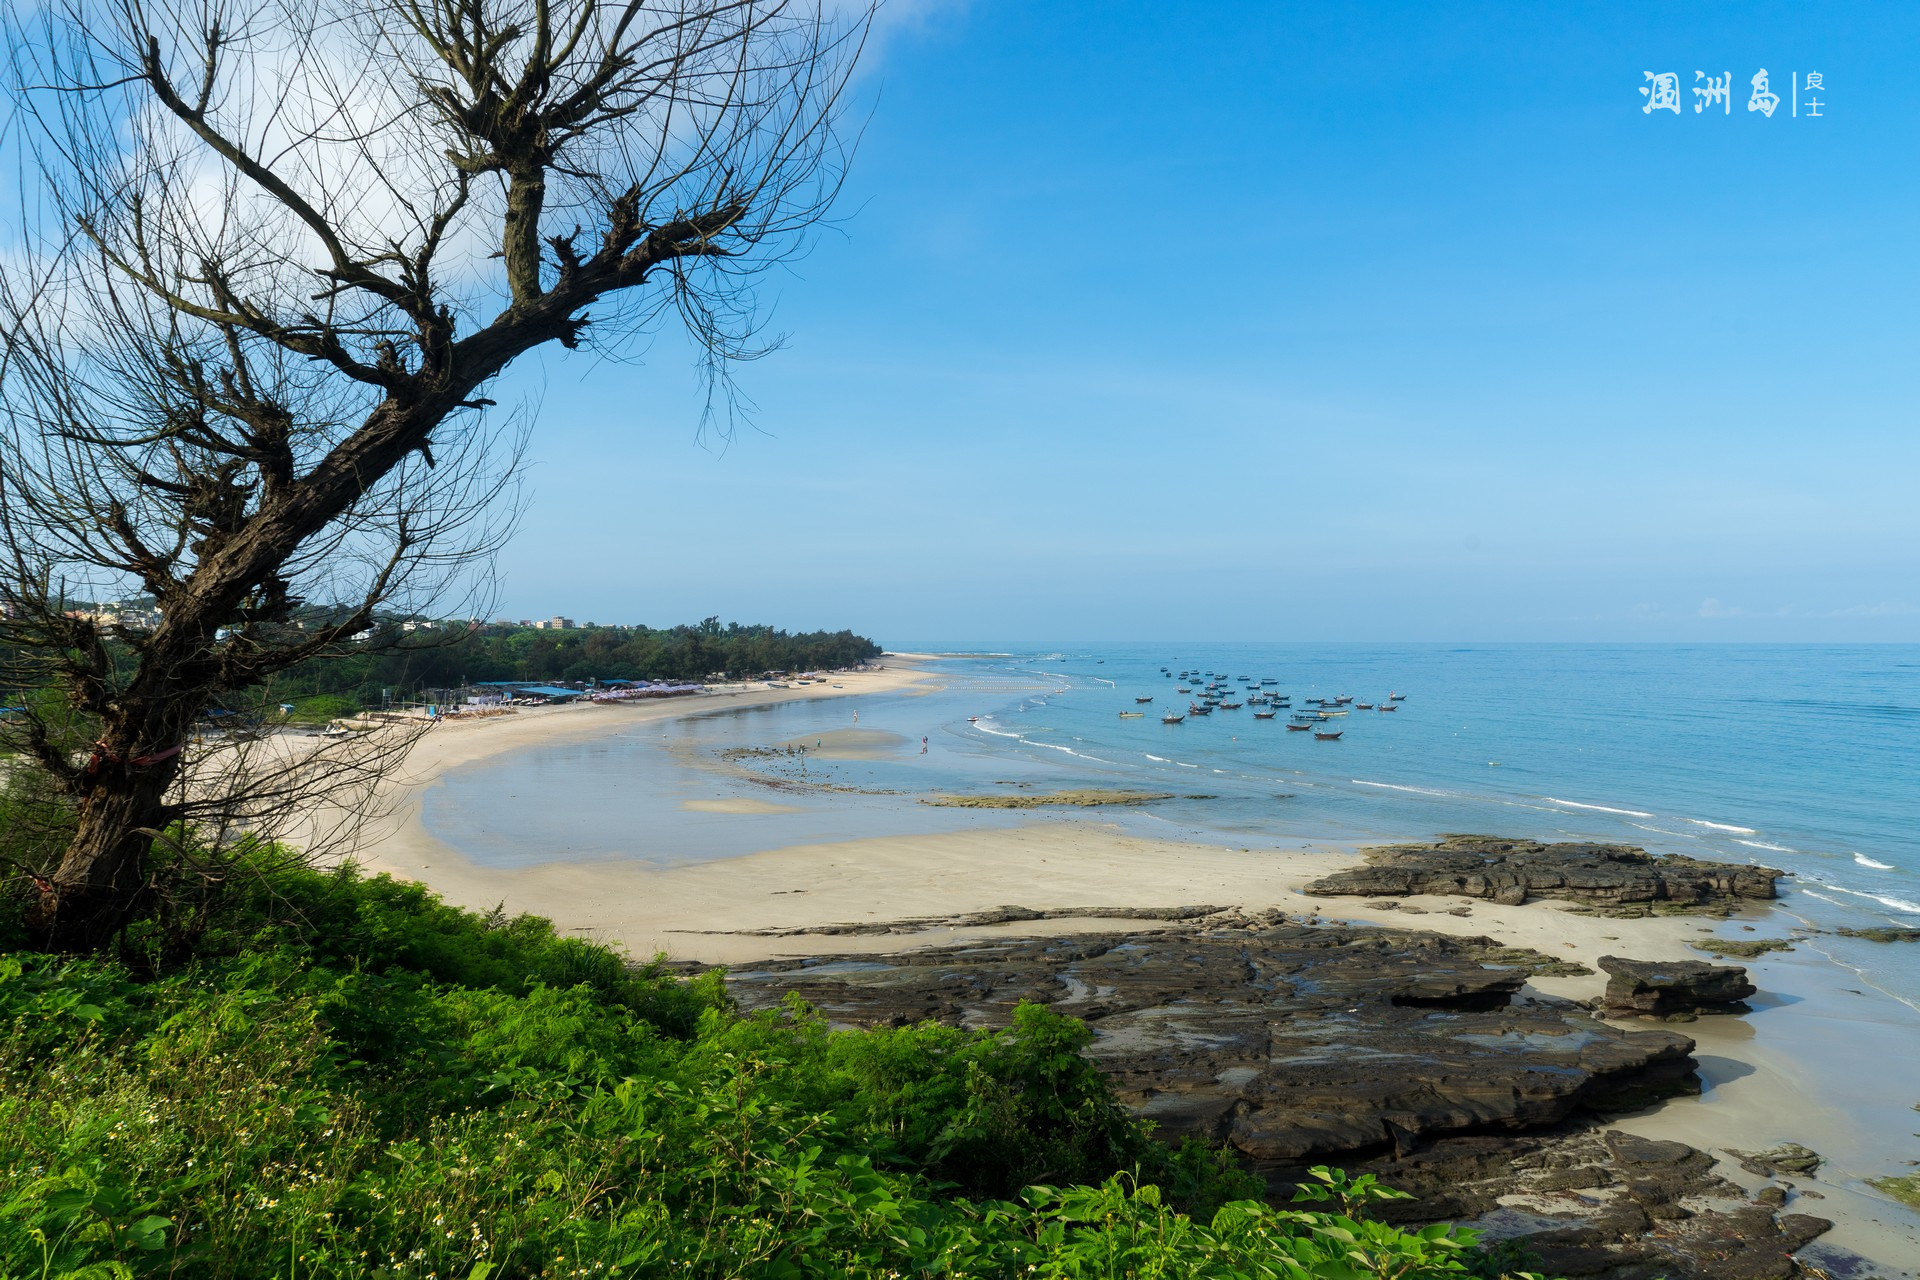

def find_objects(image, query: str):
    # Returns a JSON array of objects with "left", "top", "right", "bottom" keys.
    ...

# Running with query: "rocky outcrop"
[
  {"left": 1599, "top": 956, "right": 1756, "bottom": 1018},
  {"left": 1730, "top": 1144, "right": 1822, "bottom": 1177},
  {"left": 729, "top": 920, "right": 1699, "bottom": 1163},
  {"left": 723, "top": 915, "right": 1850, "bottom": 1279},
  {"left": 1304, "top": 836, "right": 1784, "bottom": 912}
]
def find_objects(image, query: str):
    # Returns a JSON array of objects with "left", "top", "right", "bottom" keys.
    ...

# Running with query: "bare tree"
[{"left": 0, "top": 0, "right": 868, "bottom": 948}]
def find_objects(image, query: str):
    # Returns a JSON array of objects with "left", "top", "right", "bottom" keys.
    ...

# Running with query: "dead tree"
[{"left": 0, "top": 0, "right": 867, "bottom": 948}]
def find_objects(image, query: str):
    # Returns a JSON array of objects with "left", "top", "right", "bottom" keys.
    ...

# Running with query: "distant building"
[{"left": 532, "top": 616, "right": 575, "bottom": 630}]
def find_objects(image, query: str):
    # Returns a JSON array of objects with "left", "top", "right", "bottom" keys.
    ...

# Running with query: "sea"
[{"left": 424, "top": 641, "right": 1920, "bottom": 1015}]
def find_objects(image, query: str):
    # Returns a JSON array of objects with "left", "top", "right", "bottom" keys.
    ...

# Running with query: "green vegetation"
[
  {"left": 261, "top": 617, "right": 882, "bottom": 713},
  {"left": 1689, "top": 937, "right": 1794, "bottom": 958},
  {"left": 1870, "top": 1174, "right": 1920, "bottom": 1211},
  {"left": 0, "top": 857, "right": 1543, "bottom": 1279}
]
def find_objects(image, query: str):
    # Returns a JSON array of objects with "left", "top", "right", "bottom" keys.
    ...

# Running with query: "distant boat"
[
  {"left": 1261, "top": 678, "right": 1278, "bottom": 685},
  {"left": 1253, "top": 710, "right": 1277, "bottom": 719},
  {"left": 1334, "top": 696, "right": 1354, "bottom": 705},
  {"left": 1188, "top": 704, "right": 1212, "bottom": 716},
  {"left": 1119, "top": 711, "right": 1145, "bottom": 718},
  {"left": 1220, "top": 702, "right": 1242, "bottom": 710},
  {"left": 1135, "top": 696, "right": 1154, "bottom": 704},
  {"left": 1378, "top": 703, "right": 1398, "bottom": 712},
  {"left": 1389, "top": 692, "right": 1407, "bottom": 701},
  {"left": 1356, "top": 702, "right": 1375, "bottom": 709},
  {"left": 967, "top": 715, "right": 979, "bottom": 722},
  {"left": 1285, "top": 721, "right": 1313, "bottom": 731},
  {"left": 1314, "top": 729, "right": 1344, "bottom": 740},
  {"left": 1176, "top": 687, "right": 1191, "bottom": 693},
  {"left": 1162, "top": 713, "right": 1185, "bottom": 723}
]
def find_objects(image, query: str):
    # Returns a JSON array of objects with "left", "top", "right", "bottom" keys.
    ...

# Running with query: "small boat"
[
  {"left": 1334, "top": 696, "right": 1354, "bottom": 705},
  {"left": 1314, "top": 729, "right": 1344, "bottom": 740},
  {"left": 1221, "top": 701, "right": 1242, "bottom": 710},
  {"left": 1261, "top": 678, "right": 1278, "bottom": 685},
  {"left": 1378, "top": 703, "right": 1398, "bottom": 712},
  {"left": 1162, "top": 713, "right": 1185, "bottom": 723},
  {"left": 1318, "top": 710, "right": 1348, "bottom": 718},
  {"left": 1253, "top": 710, "right": 1277, "bottom": 719},
  {"left": 967, "top": 716, "right": 979, "bottom": 723},
  {"left": 1389, "top": 693, "right": 1407, "bottom": 701},
  {"left": 1188, "top": 704, "right": 1212, "bottom": 716},
  {"left": 1356, "top": 702, "right": 1374, "bottom": 710},
  {"left": 1176, "top": 686, "right": 1191, "bottom": 693},
  {"left": 1286, "top": 721, "right": 1313, "bottom": 731},
  {"left": 1135, "top": 696, "right": 1154, "bottom": 704},
  {"left": 1119, "top": 711, "right": 1145, "bottom": 719}
]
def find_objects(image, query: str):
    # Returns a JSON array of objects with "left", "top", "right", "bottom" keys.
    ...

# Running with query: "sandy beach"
[{"left": 328, "top": 652, "right": 1920, "bottom": 1276}]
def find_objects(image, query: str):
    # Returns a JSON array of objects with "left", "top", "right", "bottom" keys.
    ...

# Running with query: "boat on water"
[
  {"left": 1356, "top": 702, "right": 1375, "bottom": 709},
  {"left": 1314, "top": 729, "right": 1344, "bottom": 740},
  {"left": 1221, "top": 701, "right": 1242, "bottom": 710},
  {"left": 1253, "top": 710, "right": 1277, "bottom": 719},
  {"left": 1318, "top": 709, "right": 1348, "bottom": 718},
  {"left": 1188, "top": 704, "right": 1213, "bottom": 716},
  {"left": 1119, "top": 711, "right": 1144, "bottom": 718},
  {"left": 1162, "top": 713, "right": 1185, "bottom": 723},
  {"left": 1378, "top": 703, "right": 1398, "bottom": 711},
  {"left": 1135, "top": 696, "right": 1154, "bottom": 703},
  {"left": 1286, "top": 721, "right": 1313, "bottom": 731},
  {"left": 1261, "top": 678, "right": 1277, "bottom": 685},
  {"left": 1176, "top": 686, "right": 1192, "bottom": 693},
  {"left": 1389, "top": 692, "right": 1407, "bottom": 701},
  {"left": 967, "top": 716, "right": 979, "bottom": 723},
  {"left": 1334, "top": 696, "right": 1354, "bottom": 705}
]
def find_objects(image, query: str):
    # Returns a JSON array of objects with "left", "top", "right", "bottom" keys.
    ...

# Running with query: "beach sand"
[{"left": 329, "top": 652, "right": 1920, "bottom": 1275}]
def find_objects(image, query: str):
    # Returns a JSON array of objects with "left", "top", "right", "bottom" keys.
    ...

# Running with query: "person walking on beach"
[{"left": 921, "top": 736, "right": 928, "bottom": 754}]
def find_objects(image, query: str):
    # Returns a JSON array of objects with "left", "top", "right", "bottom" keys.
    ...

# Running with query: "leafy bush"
[{"left": 1, "top": 865, "right": 1545, "bottom": 1279}]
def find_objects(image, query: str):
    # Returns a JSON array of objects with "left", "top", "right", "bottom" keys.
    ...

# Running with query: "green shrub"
[{"left": 1, "top": 865, "right": 1545, "bottom": 1279}]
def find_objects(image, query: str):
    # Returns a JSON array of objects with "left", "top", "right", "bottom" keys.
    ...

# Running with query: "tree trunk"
[{"left": 34, "top": 724, "right": 184, "bottom": 951}]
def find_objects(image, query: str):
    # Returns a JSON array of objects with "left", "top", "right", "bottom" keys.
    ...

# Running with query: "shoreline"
[{"left": 331, "top": 654, "right": 1920, "bottom": 1276}]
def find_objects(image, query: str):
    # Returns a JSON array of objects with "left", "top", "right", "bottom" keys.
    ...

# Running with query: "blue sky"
[{"left": 491, "top": 0, "right": 1919, "bottom": 643}]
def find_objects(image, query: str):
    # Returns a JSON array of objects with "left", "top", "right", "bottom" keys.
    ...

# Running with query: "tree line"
[{"left": 268, "top": 617, "right": 883, "bottom": 707}]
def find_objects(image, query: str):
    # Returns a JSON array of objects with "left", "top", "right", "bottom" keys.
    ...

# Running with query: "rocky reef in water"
[{"left": 1303, "top": 836, "right": 1785, "bottom": 913}]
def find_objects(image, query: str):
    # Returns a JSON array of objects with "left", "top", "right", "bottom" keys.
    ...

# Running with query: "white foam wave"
[
  {"left": 971, "top": 722, "right": 1020, "bottom": 740},
  {"left": 1737, "top": 839, "right": 1798, "bottom": 854},
  {"left": 1177, "top": 762, "right": 1199, "bottom": 769},
  {"left": 1825, "top": 885, "right": 1920, "bottom": 915},
  {"left": 1144, "top": 754, "right": 1171, "bottom": 763},
  {"left": 1629, "top": 822, "right": 1698, "bottom": 839},
  {"left": 1684, "top": 818, "right": 1757, "bottom": 834},
  {"left": 1352, "top": 780, "right": 1457, "bottom": 798},
  {"left": 1545, "top": 797, "right": 1653, "bottom": 818},
  {"left": 1854, "top": 853, "right": 1896, "bottom": 871}
]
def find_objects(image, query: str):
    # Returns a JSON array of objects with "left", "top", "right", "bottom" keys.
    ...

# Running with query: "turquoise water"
[
  {"left": 424, "top": 643, "right": 1920, "bottom": 1010},
  {"left": 918, "top": 643, "right": 1920, "bottom": 1010}
]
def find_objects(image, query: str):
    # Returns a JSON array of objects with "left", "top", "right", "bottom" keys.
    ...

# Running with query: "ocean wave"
[
  {"left": 1544, "top": 797, "right": 1654, "bottom": 818},
  {"left": 1352, "top": 780, "right": 1458, "bottom": 798},
  {"left": 1825, "top": 885, "right": 1920, "bottom": 915},
  {"left": 1177, "top": 762, "right": 1199, "bottom": 769},
  {"left": 1737, "top": 839, "right": 1799, "bottom": 854},
  {"left": 1628, "top": 823, "right": 1698, "bottom": 839},
  {"left": 971, "top": 721, "right": 1020, "bottom": 740},
  {"left": 1143, "top": 753, "right": 1171, "bottom": 763},
  {"left": 1853, "top": 853, "right": 1896, "bottom": 871},
  {"left": 1684, "top": 818, "right": 1757, "bottom": 834}
]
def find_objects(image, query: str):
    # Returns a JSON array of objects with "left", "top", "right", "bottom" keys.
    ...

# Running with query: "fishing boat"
[
  {"left": 1135, "top": 696, "right": 1154, "bottom": 704},
  {"left": 1334, "top": 696, "right": 1354, "bottom": 705},
  {"left": 1162, "top": 712, "right": 1185, "bottom": 723},
  {"left": 1378, "top": 703, "right": 1398, "bottom": 711},
  {"left": 1318, "top": 710, "right": 1348, "bottom": 718},
  {"left": 1261, "top": 678, "right": 1278, "bottom": 685},
  {"left": 1176, "top": 686, "right": 1191, "bottom": 693},
  {"left": 967, "top": 716, "right": 979, "bottom": 723},
  {"left": 1221, "top": 701, "right": 1242, "bottom": 710},
  {"left": 1389, "top": 692, "right": 1407, "bottom": 701},
  {"left": 1285, "top": 721, "right": 1313, "bottom": 731},
  {"left": 1253, "top": 710, "right": 1277, "bottom": 719},
  {"left": 1187, "top": 704, "right": 1212, "bottom": 716},
  {"left": 1356, "top": 702, "right": 1374, "bottom": 710},
  {"left": 1119, "top": 710, "right": 1144, "bottom": 719},
  {"left": 1314, "top": 729, "right": 1344, "bottom": 740}
]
